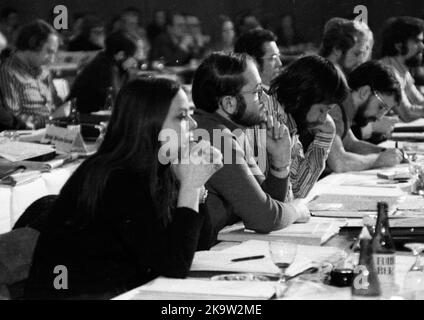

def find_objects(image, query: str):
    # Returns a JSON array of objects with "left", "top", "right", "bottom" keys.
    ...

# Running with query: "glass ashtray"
[{"left": 211, "top": 273, "right": 273, "bottom": 282}]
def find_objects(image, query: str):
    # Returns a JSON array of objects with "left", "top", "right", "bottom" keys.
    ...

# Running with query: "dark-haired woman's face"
[
  {"left": 159, "top": 89, "right": 197, "bottom": 163},
  {"left": 305, "top": 103, "right": 336, "bottom": 129}
]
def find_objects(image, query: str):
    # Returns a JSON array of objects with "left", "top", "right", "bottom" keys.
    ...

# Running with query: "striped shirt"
[
  {"left": 0, "top": 54, "right": 60, "bottom": 129},
  {"left": 262, "top": 93, "right": 335, "bottom": 199}
]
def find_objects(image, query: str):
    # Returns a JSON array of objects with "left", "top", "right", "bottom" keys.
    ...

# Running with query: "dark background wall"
[{"left": 1, "top": 0, "right": 424, "bottom": 45}]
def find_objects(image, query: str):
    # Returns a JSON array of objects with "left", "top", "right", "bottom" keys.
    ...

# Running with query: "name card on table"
[{"left": 42, "top": 124, "right": 90, "bottom": 155}]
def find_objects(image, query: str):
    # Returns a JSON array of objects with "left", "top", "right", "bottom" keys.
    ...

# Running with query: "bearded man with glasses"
[{"left": 325, "top": 60, "right": 404, "bottom": 174}]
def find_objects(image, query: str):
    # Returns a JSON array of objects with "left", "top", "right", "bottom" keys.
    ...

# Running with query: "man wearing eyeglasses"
[
  {"left": 234, "top": 28, "right": 282, "bottom": 88},
  {"left": 191, "top": 52, "right": 310, "bottom": 240},
  {"left": 380, "top": 16, "right": 424, "bottom": 122},
  {"left": 326, "top": 61, "right": 404, "bottom": 173}
]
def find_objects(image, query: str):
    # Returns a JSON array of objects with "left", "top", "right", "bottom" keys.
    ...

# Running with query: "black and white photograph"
[{"left": 0, "top": 0, "right": 424, "bottom": 307}]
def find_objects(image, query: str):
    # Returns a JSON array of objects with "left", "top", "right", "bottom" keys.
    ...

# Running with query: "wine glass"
[
  {"left": 269, "top": 241, "right": 297, "bottom": 296},
  {"left": 403, "top": 142, "right": 418, "bottom": 163},
  {"left": 402, "top": 243, "right": 424, "bottom": 300}
]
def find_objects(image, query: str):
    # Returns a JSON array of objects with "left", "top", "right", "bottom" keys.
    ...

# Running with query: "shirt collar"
[{"left": 12, "top": 54, "right": 44, "bottom": 78}]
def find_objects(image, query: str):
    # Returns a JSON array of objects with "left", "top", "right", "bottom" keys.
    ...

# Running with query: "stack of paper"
[
  {"left": 200, "top": 240, "right": 345, "bottom": 276},
  {"left": 113, "top": 277, "right": 277, "bottom": 300},
  {"left": 394, "top": 118, "right": 424, "bottom": 132},
  {"left": 191, "top": 241, "right": 280, "bottom": 275},
  {"left": 0, "top": 141, "right": 55, "bottom": 162},
  {"left": 218, "top": 219, "right": 345, "bottom": 246},
  {"left": 308, "top": 186, "right": 403, "bottom": 218}
]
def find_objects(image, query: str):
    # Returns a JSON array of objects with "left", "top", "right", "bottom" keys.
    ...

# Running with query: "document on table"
[
  {"left": 192, "top": 240, "right": 346, "bottom": 279},
  {"left": 191, "top": 240, "right": 280, "bottom": 275},
  {"left": 113, "top": 277, "right": 277, "bottom": 300},
  {"left": 218, "top": 219, "right": 345, "bottom": 245},
  {"left": 0, "top": 141, "right": 55, "bottom": 162},
  {"left": 394, "top": 118, "right": 424, "bottom": 132},
  {"left": 308, "top": 186, "right": 403, "bottom": 218}
]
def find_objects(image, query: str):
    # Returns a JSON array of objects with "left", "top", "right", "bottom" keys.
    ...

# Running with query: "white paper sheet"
[
  {"left": 114, "top": 277, "right": 277, "bottom": 300},
  {"left": 0, "top": 141, "right": 55, "bottom": 162}
]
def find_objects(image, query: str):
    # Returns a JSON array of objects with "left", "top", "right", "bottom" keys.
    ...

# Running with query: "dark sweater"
[
  {"left": 23, "top": 163, "right": 210, "bottom": 300},
  {"left": 68, "top": 52, "right": 126, "bottom": 114}
]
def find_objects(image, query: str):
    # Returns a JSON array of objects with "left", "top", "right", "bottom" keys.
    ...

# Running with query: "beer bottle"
[
  {"left": 68, "top": 98, "right": 81, "bottom": 132},
  {"left": 104, "top": 87, "right": 114, "bottom": 111},
  {"left": 351, "top": 227, "right": 381, "bottom": 298},
  {"left": 372, "top": 202, "right": 396, "bottom": 296}
]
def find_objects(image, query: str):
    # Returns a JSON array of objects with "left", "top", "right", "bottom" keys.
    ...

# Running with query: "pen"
[{"left": 231, "top": 255, "right": 265, "bottom": 263}]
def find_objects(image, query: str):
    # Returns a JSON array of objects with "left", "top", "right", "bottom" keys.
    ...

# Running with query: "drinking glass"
[
  {"left": 403, "top": 142, "right": 418, "bottom": 163},
  {"left": 269, "top": 242, "right": 297, "bottom": 297},
  {"left": 402, "top": 243, "right": 424, "bottom": 300}
]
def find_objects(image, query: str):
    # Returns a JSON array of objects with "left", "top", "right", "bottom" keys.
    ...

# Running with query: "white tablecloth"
[{"left": 0, "top": 163, "right": 80, "bottom": 234}]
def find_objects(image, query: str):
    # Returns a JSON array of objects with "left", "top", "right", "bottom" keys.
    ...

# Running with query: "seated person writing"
[
  {"left": 192, "top": 52, "right": 310, "bottom": 239},
  {"left": 327, "top": 61, "right": 403, "bottom": 173},
  {"left": 0, "top": 20, "right": 66, "bottom": 129},
  {"left": 24, "top": 78, "right": 223, "bottom": 299}
]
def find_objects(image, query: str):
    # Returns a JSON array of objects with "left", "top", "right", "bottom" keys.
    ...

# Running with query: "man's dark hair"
[
  {"left": 234, "top": 28, "right": 277, "bottom": 71},
  {"left": 348, "top": 60, "right": 401, "bottom": 103},
  {"left": 381, "top": 16, "right": 424, "bottom": 57},
  {"left": 192, "top": 52, "right": 250, "bottom": 113},
  {"left": 105, "top": 31, "right": 137, "bottom": 57},
  {"left": 270, "top": 55, "right": 349, "bottom": 149},
  {"left": 122, "top": 6, "right": 140, "bottom": 17},
  {"left": 15, "top": 19, "right": 56, "bottom": 52},
  {"left": 166, "top": 12, "right": 184, "bottom": 27},
  {"left": 319, "top": 17, "right": 372, "bottom": 58},
  {"left": 270, "top": 54, "right": 348, "bottom": 123}
]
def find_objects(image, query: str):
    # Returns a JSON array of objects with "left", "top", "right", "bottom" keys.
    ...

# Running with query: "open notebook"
[{"left": 218, "top": 219, "right": 345, "bottom": 246}]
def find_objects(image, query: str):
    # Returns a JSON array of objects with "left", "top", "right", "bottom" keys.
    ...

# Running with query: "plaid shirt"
[
  {"left": 0, "top": 54, "right": 60, "bottom": 129},
  {"left": 261, "top": 93, "right": 335, "bottom": 199}
]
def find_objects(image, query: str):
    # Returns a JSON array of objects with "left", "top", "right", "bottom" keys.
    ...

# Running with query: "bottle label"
[{"left": 373, "top": 254, "right": 395, "bottom": 283}]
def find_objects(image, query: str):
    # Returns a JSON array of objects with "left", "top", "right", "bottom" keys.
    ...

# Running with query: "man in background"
[
  {"left": 0, "top": 20, "right": 65, "bottom": 129},
  {"left": 380, "top": 16, "right": 424, "bottom": 122}
]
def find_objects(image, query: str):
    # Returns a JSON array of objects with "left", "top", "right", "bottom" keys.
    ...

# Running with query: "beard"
[
  {"left": 338, "top": 53, "right": 355, "bottom": 75},
  {"left": 230, "top": 94, "right": 266, "bottom": 127},
  {"left": 353, "top": 96, "right": 376, "bottom": 127},
  {"left": 405, "top": 50, "right": 423, "bottom": 68}
]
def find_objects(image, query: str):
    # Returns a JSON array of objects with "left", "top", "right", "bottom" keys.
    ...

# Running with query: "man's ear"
[
  {"left": 394, "top": 42, "right": 403, "bottom": 55},
  {"left": 331, "top": 48, "right": 343, "bottom": 61},
  {"left": 219, "top": 96, "right": 237, "bottom": 114},
  {"left": 358, "top": 85, "right": 371, "bottom": 101}
]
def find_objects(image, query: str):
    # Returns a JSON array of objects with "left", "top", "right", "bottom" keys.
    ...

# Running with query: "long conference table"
[{"left": 0, "top": 139, "right": 423, "bottom": 299}]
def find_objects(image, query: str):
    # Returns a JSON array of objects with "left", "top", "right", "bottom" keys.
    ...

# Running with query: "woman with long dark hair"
[{"left": 23, "top": 77, "right": 223, "bottom": 299}]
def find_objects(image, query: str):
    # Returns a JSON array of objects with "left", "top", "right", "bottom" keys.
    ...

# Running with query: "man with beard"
[
  {"left": 320, "top": 18, "right": 373, "bottom": 75},
  {"left": 192, "top": 52, "right": 310, "bottom": 238},
  {"left": 68, "top": 31, "right": 138, "bottom": 113},
  {"left": 267, "top": 55, "right": 348, "bottom": 198},
  {"left": 319, "top": 18, "right": 397, "bottom": 143},
  {"left": 326, "top": 61, "right": 403, "bottom": 173},
  {"left": 380, "top": 16, "right": 424, "bottom": 122}
]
